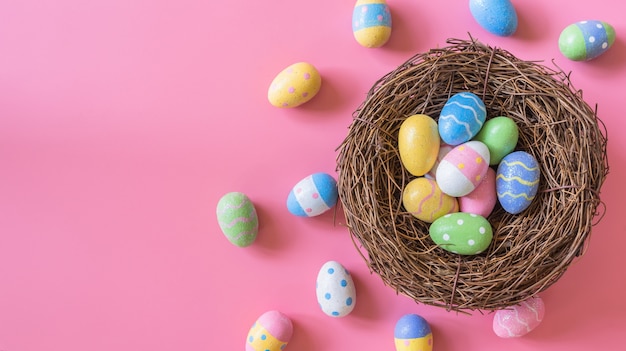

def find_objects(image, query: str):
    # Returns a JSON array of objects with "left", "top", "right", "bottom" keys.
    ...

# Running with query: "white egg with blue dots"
[{"left": 315, "top": 260, "right": 356, "bottom": 318}]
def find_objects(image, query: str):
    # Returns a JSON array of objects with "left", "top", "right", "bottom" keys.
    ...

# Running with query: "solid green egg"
[{"left": 473, "top": 116, "right": 518, "bottom": 165}]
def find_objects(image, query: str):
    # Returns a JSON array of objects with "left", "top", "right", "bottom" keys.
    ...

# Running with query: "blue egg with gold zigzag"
[{"left": 496, "top": 151, "right": 540, "bottom": 214}]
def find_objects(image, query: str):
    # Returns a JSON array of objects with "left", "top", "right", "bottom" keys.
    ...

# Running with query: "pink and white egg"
[{"left": 435, "top": 140, "right": 490, "bottom": 197}]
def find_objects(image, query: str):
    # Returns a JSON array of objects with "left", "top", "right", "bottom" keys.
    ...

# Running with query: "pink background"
[{"left": 1, "top": 0, "right": 624, "bottom": 350}]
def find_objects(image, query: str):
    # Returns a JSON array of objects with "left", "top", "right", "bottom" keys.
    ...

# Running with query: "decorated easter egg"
[
  {"left": 436, "top": 141, "right": 490, "bottom": 197},
  {"left": 316, "top": 260, "right": 356, "bottom": 317},
  {"left": 216, "top": 192, "right": 258, "bottom": 247},
  {"left": 493, "top": 296, "right": 545, "bottom": 338},
  {"left": 352, "top": 0, "right": 392, "bottom": 48},
  {"left": 469, "top": 0, "right": 518, "bottom": 36},
  {"left": 559, "top": 20, "right": 616, "bottom": 61},
  {"left": 473, "top": 116, "right": 519, "bottom": 165},
  {"left": 438, "top": 92, "right": 487, "bottom": 145},
  {"left": 402, "top": 177, "right": 458, "bottom": 223},
  {"left": 496, "top": 151, "right": 540, "bottom": 214},
  {"left": 429, "top": 212, "right": 493, "bottom": 255},
  {"left": 246, "top": 310, "right": 293, "bottom": 351},
  {"left": 268, "top": 62, "right": 322, "bottom": 108},
  {"left": 425, "top": 143, "right": 453, "bottom": 180},
  {"left": 394, "top": 314, "right": 433, "bottom": 351},
  {"left": 287, "top": 172, "right": 338, "bottom": 217},
  {"left": 459, "top": 167, "right": 497, "bottom": 218},
  {"left": 398, "top": 114, "right": 440, "bottom": 176}
]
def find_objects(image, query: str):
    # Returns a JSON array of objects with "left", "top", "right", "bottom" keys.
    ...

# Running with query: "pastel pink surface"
[
  {"left": 493, "top": 297, "right": 546, "bottom": 338},
  {"left": 257, "top": 311, "right": 293, "bottom": 342},
  {"left": 459, "top": 167, "right": 498, "bottom": 217},
  {"left": 0, "top": 1, "right": 624, "bottom": 351}
]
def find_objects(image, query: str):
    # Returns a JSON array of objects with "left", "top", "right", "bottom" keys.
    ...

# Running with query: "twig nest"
[{"left": 336, "top": 37, "right": 608, "bottom": 312}]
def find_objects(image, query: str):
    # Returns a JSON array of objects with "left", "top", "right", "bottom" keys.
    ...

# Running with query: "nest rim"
[{"left": 336, "top": 37, "right": 608, "bottom": 312}]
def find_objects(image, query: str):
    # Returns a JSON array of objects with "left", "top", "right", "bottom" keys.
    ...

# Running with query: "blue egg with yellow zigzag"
[{"left": 496, "top": 151, "right": 540, "bottom": 214}]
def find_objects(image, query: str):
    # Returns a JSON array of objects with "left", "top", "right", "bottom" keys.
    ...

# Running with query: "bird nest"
[{"left": 336, "top": 37, "right": 608, "bottom": 312}]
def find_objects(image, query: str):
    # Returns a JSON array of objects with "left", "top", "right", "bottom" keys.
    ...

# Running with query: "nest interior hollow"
[{"left": 336, "top": 37, "right": 608, "bottom": 312}]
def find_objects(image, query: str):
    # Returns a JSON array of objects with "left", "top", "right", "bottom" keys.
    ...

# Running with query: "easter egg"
[
  {"left": 469, "top": 0, "right": 518, "bottom": 37},
  {"left": 473, "top": 116, "right": 519, "bottom": 165},
  {"left": 216, "top": 192, "right": 258, "bottom": 247},
  {"left": 559, "top": 20, "right": 616, "bottom": 61},
  {"left": 402, "top": 177, "right": 458, "bottom": 223},
  {"left": 316, "top": 260, "right": 356, "bottom": 317},
  {"left": 438, "top": 92, "right": 487, "bottom": 145},
  {"left": 496, "top": 151, "right": 540, "bottom": 214},
  {"left": 398, "top": 114, "right": 440, "bottom": 176},
  {"left": 493, "top": 296, "right": 545, "bottom": 338},
  {"left": 287, "top": 172, "right": 338, "bottom": 217},
  {"left": 429, "top": 212, "right": 493, "bottom": 255},
  {"left": 459, "top": 167, "right": 497, "bottom": 218},
  {"left": 394, "top": 314, "right": 433, "bottom": 351},
  {"left": 425, "top": 143, "right": 453, "bottom": 180},
  {"left": 246, "top": 310, "right": 293, "bottom": 351},
  {"left": 436, "top": 141, "right": 490, "bottom": 197},
  {"left": 352, "top": 0, "right": 392, "bottom": 48},
  {"left": 268, "top": 62, "right": 322, "bottom": 108}
]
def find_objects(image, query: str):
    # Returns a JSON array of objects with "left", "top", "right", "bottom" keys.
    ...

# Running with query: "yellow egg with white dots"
[{"left": 268, "top": 62, "right": 322, "bottom": 108}]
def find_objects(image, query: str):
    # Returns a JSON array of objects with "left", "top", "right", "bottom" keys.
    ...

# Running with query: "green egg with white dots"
[{"left": 429, "top": 212, "right": 493, "bottom": 255}]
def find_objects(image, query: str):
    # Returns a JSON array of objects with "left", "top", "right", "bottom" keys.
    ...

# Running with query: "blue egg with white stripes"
[
  {"left": 496, "top": 151, "right": 540, "bottom": 214},
  {"left": 438, "top": 92, "right": 487, "bottom": 145},
  {"left": 287, "top": 172, "right": 338, "bottom": 217},
  {"left": 316, "top": 260, "right": 356, "bottom": 317}
]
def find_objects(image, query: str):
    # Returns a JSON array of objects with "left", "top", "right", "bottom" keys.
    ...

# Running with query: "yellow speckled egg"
[
  {"left": 402, "top": 177, "right": 458, "bottom": 223},
  {"left": 398, "top": 114, "right": 440, "bottom": 177},
  {"left": 352, "top": 0, "right": 392, "bottom": 48},
  {"left": 268, "top": 62, "right": 322, "bottom": 108}
]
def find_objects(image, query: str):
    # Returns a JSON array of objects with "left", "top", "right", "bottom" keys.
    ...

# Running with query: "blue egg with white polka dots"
[
  {"left": 287, "top": 172, "right": 338, "bottom": 217},
  {"left": 315, "top": 260, "right": 356, "bottom": 318}
]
